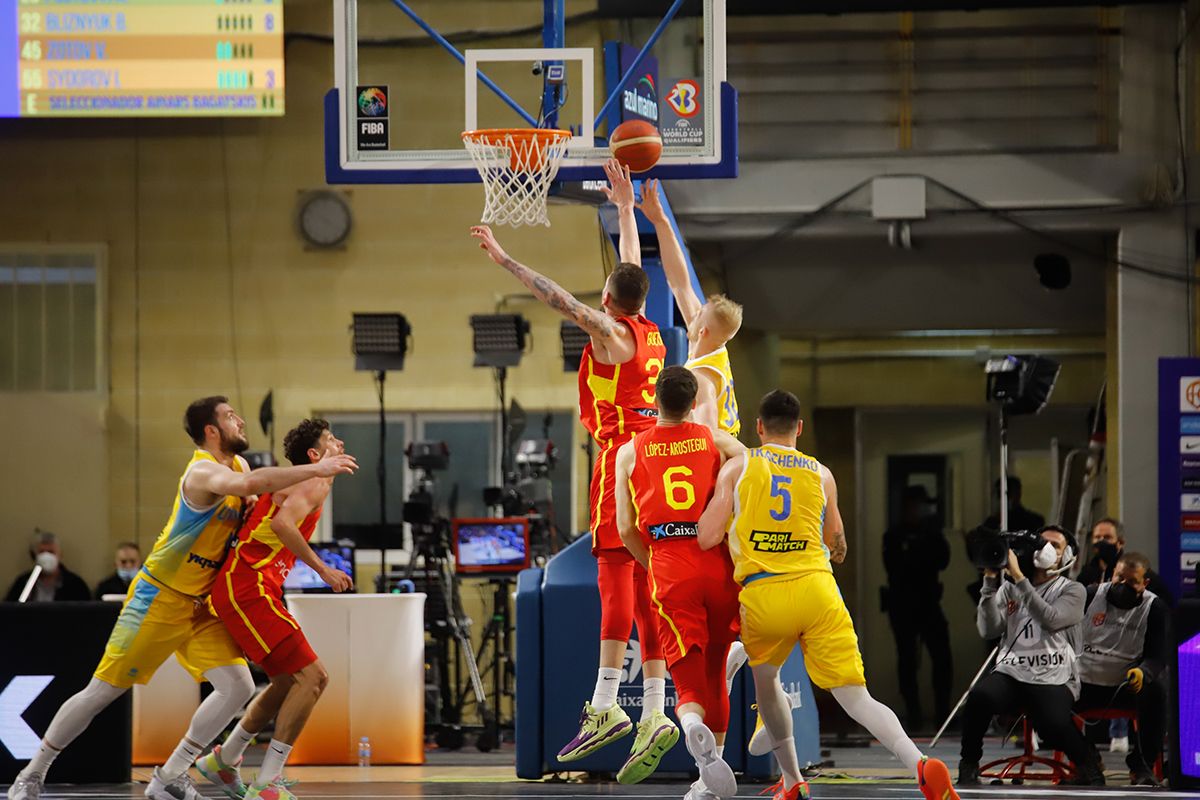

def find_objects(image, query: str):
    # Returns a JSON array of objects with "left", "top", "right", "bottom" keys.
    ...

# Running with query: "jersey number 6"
[{"left": 663, "top": 466, "right": 696, "bottom": 511}]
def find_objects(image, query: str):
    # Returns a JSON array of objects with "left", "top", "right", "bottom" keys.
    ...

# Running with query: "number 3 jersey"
[
  {"left": 578, "top": 314, "right": 666, "bottom": 448},
  {"left": 727, "top": 443, "right": 830, "bottom": 585}
]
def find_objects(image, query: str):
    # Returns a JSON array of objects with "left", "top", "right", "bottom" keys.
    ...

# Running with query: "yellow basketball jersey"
[
  {"left": 728, "top": 444, "right": 829, "bottom": 584},
  {"left": 685, "top": 346, "right": 739, "bottom": 436},
  {"left": 141, "top": 450, "right": 248, "bottom": 597}
]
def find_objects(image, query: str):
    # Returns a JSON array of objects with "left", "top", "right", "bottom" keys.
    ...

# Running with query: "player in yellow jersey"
[
  {"left": 697, "top": 390, "right": 958, "bottom": 800},
  {"left": 7, "top": 396, "right": 356, "bottom": 800},
  {"left": 636, "top": 179, "right": 743, "bottom": 436}
]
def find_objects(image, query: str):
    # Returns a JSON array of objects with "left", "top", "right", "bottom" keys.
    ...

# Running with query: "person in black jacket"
[
  {"left": 93, "top": 542, "right": 141, "bottom": 600},
  {"left": 883, "top": 485, "right": 952, "bottom": 730},
  {"left": 4, "top": 530, "right": 90, "bottom": 602},
  {"left": 1076, "top": 518, "right": 1175, "bottom": 607},
  {"left": 1074, "top": 552, "right": 1170, "bottom": 786}
]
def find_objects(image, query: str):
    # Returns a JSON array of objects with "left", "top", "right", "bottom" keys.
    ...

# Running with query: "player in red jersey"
[
  {"left": 198, "top": 419, "right": 354, "bottom": 800},
  {"left": 471, "top": 161, "right": 676, "bottom": 781},
  {"left": 615, "top": 366, "right": 745, "bottom": 800}
]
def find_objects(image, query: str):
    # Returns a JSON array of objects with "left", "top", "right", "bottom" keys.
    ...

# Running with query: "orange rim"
[{"left": 462, "top": 128, "right": 572, "bottom": 172}]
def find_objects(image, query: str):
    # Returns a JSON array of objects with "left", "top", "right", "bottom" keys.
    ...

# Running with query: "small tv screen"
[
  {"left": 282, "top": 544, "right": 355, "bottom": 592},
  {"left": 453, "top": 518, "right": 529, "bottom": 575}
]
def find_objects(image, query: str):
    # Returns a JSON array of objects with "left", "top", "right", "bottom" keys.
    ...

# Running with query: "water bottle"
[{"left": 357, "top": 736, "right": 371, "bottom": 767}]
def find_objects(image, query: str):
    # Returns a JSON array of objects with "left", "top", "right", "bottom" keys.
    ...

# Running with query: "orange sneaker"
[
  {"left": 918, "top": 756, "right": 960, "bottom": 800},
  {"left": 760, "top": 778, "right": 811, "bottom": 800}
]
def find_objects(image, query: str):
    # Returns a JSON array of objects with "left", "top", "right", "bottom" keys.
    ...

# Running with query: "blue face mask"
[{"left": 117, "top": 567, "right": 138, "bottom": 582}]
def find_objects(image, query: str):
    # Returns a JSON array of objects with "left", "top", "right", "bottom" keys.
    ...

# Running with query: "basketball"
[{"left": 609, "top": 120, "right": 662, "bottom": 173}]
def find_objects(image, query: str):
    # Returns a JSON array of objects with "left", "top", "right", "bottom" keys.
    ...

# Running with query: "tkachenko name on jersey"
[
  {"left": 749, "top": 529, "right": 809, "bottom": 553},
  {"left": 643, "top": 437, "right": 710, "bottom": 458}
]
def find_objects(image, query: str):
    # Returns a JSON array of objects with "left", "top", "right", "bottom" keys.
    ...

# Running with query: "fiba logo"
[
  {"left": 666, "top": 80, "right": 700, "bottom": 118},
  {"left": 357, "top": 87, "right": 387, "bottom": 117},
  {"left": 621, "top": 639, "right": 642, "bottom": 683},
  {"left": 1182, "top": 377, "right": 1200, "bottom": 412}
]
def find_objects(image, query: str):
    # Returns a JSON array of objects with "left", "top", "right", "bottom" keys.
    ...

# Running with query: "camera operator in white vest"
[
  {"left": 1075, "top": 552, "right": 1169, "bottom": 786},
  {"left": 958, "top": 525, "right": 1104, "bottom": 787}
]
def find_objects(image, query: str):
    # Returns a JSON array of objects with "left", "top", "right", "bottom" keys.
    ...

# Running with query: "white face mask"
[
  {"left": 35, "top": 551, "right": 59, "bottom": 573},
  {"left": 1033, "top": 541, "right": 1059, "bottom": 570}
]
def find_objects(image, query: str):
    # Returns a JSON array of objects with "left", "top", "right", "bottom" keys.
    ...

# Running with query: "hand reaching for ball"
[{"left": 470, "top": 225, "right": 509, "bottom": 265}]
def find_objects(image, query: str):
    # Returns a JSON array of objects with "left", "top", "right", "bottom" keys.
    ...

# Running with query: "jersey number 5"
[
  {"left": 769, "top": 474, "right": 792, "bottom": 521},
  {"left": 663, "top": 466, "right": 696, "bottom": 510}
]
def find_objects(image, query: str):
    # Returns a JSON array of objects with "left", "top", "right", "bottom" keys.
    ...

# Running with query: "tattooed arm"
[
  {"left": 470, "top": 225, "right": 635, "bottom": 360},
  {"left": 821, "top": 465, "right": 848, "bottom": 565}
]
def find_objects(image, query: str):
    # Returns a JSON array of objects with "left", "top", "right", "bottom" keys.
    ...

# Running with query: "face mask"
[
  {"left": 1107, "top": 582, "right": 1142, "bottom": 610},
  {"left": 35, "top": 552, "right": 59, "bottom": 573},
  {"left": 116, "top": 567, "right": 138, "bottom": 582},
  {"left": 1094, "top": 541, "right": 1120, "bottom": 565},
  {"left": 1032, "top": 540, "right": 1059, "bottom": 570}
]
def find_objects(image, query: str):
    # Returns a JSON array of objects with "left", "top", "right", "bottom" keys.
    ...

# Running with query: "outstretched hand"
[
  {"left": 470, "top": 225, "right": 509, "bottom": 266},
  {"left": 601, "top": 158, "right": 635, "bottom": 209},
  {"left": 638, "top": 178, "right": 668, "bottom": 224},
  {"left": 315, "top": 451, "right": 358, "bottom": 478}
]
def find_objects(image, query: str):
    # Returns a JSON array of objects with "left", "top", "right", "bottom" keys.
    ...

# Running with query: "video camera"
[{"left": 967, "top": 526, "right": 1077, "bottom": 575}]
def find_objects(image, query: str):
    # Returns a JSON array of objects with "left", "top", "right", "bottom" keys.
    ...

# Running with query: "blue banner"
[
  {"left": 1160, "top": 358, "right": 1200, "bottom": 598},
  {"left": 602, "top": 42, "right": 659, "bottom": 133}
]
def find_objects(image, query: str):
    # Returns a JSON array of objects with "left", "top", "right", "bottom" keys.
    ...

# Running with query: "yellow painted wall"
[{"left": 0, "top": 0, "right": 606, "bottom": 592}]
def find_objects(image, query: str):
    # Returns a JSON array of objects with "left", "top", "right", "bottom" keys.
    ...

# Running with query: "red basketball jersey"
[
  {"left": 578, "top": 315, "right": 667, "bottom": 447},
  {"left": 224, "top": 492, "right": 322, "bottom": 591},
  {"left": 630, "top": 422, "right": 720, "bottom": 544}
]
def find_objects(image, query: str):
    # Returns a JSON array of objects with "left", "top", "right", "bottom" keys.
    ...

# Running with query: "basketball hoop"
[{"left": 461, "top": 128, "right": 572, "bottom": 228}]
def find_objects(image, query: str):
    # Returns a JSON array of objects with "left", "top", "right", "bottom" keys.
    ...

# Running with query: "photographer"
[
  {"left": 1077, "top": 518, "right": 1174, "bottom": 607},
  {"left": 958, "top": 525, "right": 1102, "bottom": 786},
  {"left": 1075, "top": 552, "right": 1169, "bottom": 786}
]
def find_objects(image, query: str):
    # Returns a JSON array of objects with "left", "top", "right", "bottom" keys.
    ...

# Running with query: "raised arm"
[
  {"left": 614, "top": 442, "right": 649, "bottom": 569},
  {"left": 470, "top": 225, "right": 626, "bottom": 344},
  {"left": 184, "top": 451, "right": 357, "bottom": 506},
  {"left": 699, "top": 454, "right": 742, "bottom": 550},
  {"left": 712, "top": 429, "right": 745, "bottom": 461},
  {"left": 821, "top": 465, "right": 847, "bottom": 564},
  {"left": 639, "top": 179, "right": 702, "bottom": 326},
  {"left": 691, "top": 371, "right": 721, "bottom": 434},
  {"left": 602, "top": 159, "right": 641, "bottom": 267},
  {"left": 270, "top": 485, "right": 353, "bottom": 592}
]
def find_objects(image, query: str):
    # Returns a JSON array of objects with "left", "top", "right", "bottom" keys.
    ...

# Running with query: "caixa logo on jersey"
[
  {"left": 649, "top": 521, "right": 697, "bottom": 541},
  {"left": 0, "top": 676, "right": 54, "bottom": 758}
]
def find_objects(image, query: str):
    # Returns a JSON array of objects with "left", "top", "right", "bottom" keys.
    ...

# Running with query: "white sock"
[
  {"left": 19, "top": 742, "right": 61, "bottom": 782},
  {"left": 220, "top": 723, "right": 255, "bottom": 764},
  {"left": 681, "top": 711, "right": 703, "bottom": 735},
  {"left": 716, "top": 745, "right": 725, "bottom": 758},
  {"left": 255, "top": 739, "right": 293, "bottom": 787},
  {"left": 831, "top": 685, "right": 922, "bottom": 775},
  {"left": 642, "top": 678, "right": 666, "bottom": 721},
  {"left": 161, "top": 739, "right": 203, "bottom": 781},
  {"left": 772, "top": 737, "right": 803, "bottom": 789},
  {"left": 591, "top": 667, "right": 622, "bottom": 710}
]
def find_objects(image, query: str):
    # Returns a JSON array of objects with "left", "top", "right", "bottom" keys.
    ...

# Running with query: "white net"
[{"left": 461, "top": 128, "right": 572, "bottom": 228}]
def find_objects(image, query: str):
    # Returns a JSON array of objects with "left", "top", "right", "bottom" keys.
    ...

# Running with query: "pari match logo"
[
  {"left": 623, "top": 73, "right": 659, "bottom": 122},
  {"left": 357, "top": 86, "right": 388, "bottom": 118},
  {"left": 665, "top": 79, "right": 701, "bottom": 118}
]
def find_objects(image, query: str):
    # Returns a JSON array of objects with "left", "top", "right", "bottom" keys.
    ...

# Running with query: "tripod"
[
  {"left": 464, "top": 578, "right": 515, "bottom": 751},
  {"left": 404, "top": 521, "right": 490, "bottom": 750}
]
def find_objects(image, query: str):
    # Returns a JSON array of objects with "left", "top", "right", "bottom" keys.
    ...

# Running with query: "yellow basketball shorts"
[
  {"left": 94, "top": 572, "right": 245, "bottom": 688},
  {"left": 739, "top": 570, "right": 866, "bottom": 689}
]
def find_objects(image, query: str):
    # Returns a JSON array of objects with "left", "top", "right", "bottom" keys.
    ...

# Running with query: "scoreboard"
[{"left": 2, "top": 0, "right": 285, "bottom": 117}]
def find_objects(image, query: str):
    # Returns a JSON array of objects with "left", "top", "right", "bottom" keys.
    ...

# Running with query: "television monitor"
[
  {"left": 453, "top": 518, "right": 529, "bottom": 575},
  {"left": 282, "top": 543, "right": 355, "bottom": 593}
]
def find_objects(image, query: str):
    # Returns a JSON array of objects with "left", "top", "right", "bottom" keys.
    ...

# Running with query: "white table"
[{"left": 287, "top": 593, "right": 426, "bottom": 765}]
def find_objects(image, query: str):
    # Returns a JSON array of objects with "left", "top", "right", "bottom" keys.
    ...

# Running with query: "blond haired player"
[
  {"left": 636, "top": 179, "right": 743, "bottom": 436},
  {"left": 697, "top": 390, "right": 958, "bottom": 800},
  {"left": 7, "top": 397, "right": 357, "bottom": 800}
]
